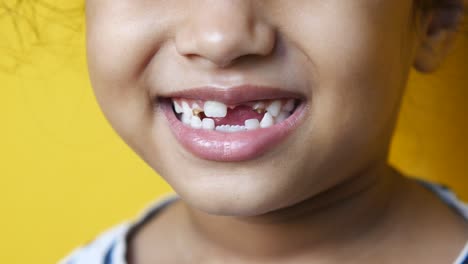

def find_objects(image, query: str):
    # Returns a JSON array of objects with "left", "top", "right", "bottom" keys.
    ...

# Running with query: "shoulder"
[
  {"left": 412, "top": 178, "right": 468, "bottom": 264},
  {"left": 58, "top": 193, "right": 180, "bottom": 264},
  {"left": 58, "top": 222, "right": 131, "bottom": 264},
  {"left": 417, "top": 179, "right": 468, "bottom": 220}
]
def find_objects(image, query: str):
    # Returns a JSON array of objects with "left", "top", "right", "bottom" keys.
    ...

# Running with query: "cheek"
[
  {"left": 263, "top": 2, "right": 416, "bottom": 173},
  {"left": 87, "top": 13, "right": 157, "bottom": 84},
  {"left": 285, "top": 1, "right": 413, "bottom": 131},
  {"left": 85, "top": 2, "right": 174, "bottom": 149},
  {"left": 86, "top": 0, "right": 180, "bottom": 94}
]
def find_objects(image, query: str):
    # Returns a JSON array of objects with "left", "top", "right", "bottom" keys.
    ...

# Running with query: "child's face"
[{"left": 86, "top": 1, "right": 421, "bottom": 215}]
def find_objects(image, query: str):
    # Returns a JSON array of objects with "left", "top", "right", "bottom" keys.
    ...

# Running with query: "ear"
[{"left": 413, "top": 2, "right": 465, "bottom": 73}]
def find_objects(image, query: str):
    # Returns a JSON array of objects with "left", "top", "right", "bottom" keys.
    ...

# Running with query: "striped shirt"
[{"left": 59, "top": 181, "right": 468, "bottom": 264}]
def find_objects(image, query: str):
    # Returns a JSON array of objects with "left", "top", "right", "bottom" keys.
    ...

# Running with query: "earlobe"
[
  {"left": 413, "top": 29, "right": 456, "bottom": 73},
  {"left": 413, "top": 4, "right": 464, "bottom": 73}
]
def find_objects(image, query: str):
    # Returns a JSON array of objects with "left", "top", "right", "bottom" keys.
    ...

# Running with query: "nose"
[{"left": 175, "top": 1, "right": 276, "bottom": 68}]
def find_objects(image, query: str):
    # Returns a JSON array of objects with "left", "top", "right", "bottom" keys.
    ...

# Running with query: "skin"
[{"left": 85, "top": 0, "right": 467, "bottom": 263}]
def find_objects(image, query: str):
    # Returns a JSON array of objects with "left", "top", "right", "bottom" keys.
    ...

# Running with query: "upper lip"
[{"left": 158, "top": 85, "right": 306, "bottom": 105}]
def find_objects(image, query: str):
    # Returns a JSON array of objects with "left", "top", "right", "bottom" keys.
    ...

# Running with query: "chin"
[
  {"left": 161, "top": 165, "right": 307, "bottom": 217},
  {"left": 184, "top": 192, "right": 283, "bottom": 217}
]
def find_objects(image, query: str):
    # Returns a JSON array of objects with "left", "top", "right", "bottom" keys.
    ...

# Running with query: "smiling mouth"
[{"left": 157, "top": 85, "right": 308, "bottom": 162}]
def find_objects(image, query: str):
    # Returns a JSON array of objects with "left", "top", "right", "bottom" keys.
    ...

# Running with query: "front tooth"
[
  {"left": 245, "top": 119, "right": 260, "bottom": 130},
  {"left": 260, "top": 112, "right": 274, "bottom": 128},
  {"left": 266, "top": 100, "right": 282, "bottom": 117},
  {"left": 190, "top": 116, "right": 202, "bottom": 129},
  {"left": 173, "top": 101, "right": 183, "bottom": 114},
  {"left": 181, "top": 113, "right": 192, "bottom": 125},
  {"left": 202, "top": 118, "right": 215, "bottom": 130},
  {"left": 204, "top": 101, "right": 227, "bottom": 118},
  {"left": 283, "top": 99, "right": 295, "bottom": 112}
]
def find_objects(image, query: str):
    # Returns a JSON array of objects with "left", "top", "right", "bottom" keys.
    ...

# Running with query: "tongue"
[{"left": 211, "top": 105, "right": 264, "bottom": 126}]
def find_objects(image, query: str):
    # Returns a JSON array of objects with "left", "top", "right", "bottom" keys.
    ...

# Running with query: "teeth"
[
  {"left": 215, "top": 125, "right": 247, "bottom": 133},
  {"left": 275, "top": 111, "right": 290, "bottom": 123},
  {"left": 204, "top": 101, "right": 228, "bottom": 118},
  {"left": 230, "top": 125, "right": 247, "bottom": 132},
  {"left": 182, "top": 101, "right": 192, "bottom": 115},
  {"left": 244, "top": 119, "right": 260, "bottom": 130},
  {"left": 181, "top": 113, "right": 192, "bottom": 125},
  {"left": 181, "top": 101, "right": 193, "bottom": 125},
  {"left": 266, "top": 100, "right": 282, "bottom": 117},
  {"left": 260, "top": 112, "right": 274, "bottom": 128},
  {"left": 190, "top": 116, "right": 202, "bottom": 129},
  {"left": 173, "top": 101, "right": 183, "bottom": 114},
  {"left": 202, "top": 118, "right": 215, "bottom": 130},
  {"left": 176, "top": 98, "right": 298, "bottom": 131},
  {"left": 253, "top": 102, "right": 265, "bottom": 110},
  {"left": 283, "top": 99, "right": 295, "bottom": 112},
  {"left": 253, "top": 102, "right": 266, "bottom": 114},
  {"left": 192, "top": 103, "right": 203, "bottom": 116},
  {"left": 215, "top": 125, "right": 227, "bottom": 132},
  {"left": 192, "top": 103, "right": 202, "bottom": 110}
]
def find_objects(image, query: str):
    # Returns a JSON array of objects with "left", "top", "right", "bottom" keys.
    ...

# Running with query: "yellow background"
[{"left": 1, "top": 3, "right": 467, "bottom": 263}]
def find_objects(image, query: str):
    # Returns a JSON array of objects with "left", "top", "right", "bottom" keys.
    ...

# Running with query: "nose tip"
[{"left": 175, "top": 2, "right": 276, "bottom": 68}]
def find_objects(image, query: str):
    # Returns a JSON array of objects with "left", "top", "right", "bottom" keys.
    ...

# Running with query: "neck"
[{"left": 181, "top": 162, "right": 404, "bottom": 261}]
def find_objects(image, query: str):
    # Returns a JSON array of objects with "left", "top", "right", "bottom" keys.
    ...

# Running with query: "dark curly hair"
[{"left": 0, "top": 0, "right": 83, "bottom": 72}]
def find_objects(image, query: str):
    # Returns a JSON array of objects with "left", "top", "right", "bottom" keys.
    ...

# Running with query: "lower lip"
[{"left": 159, "top": 100, "right": 308, "bottom": 162}]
